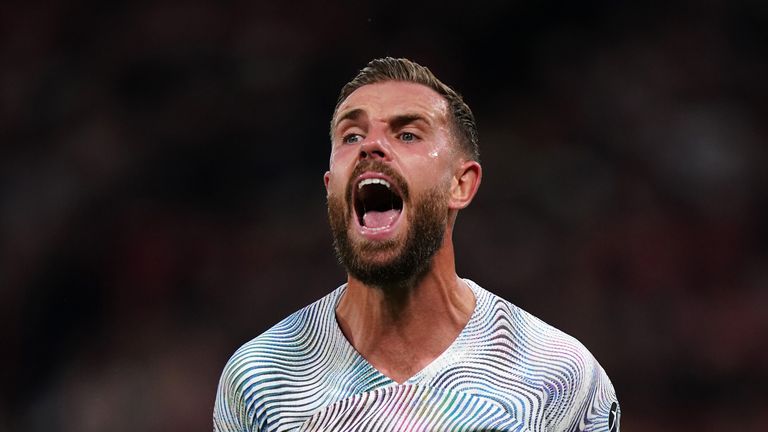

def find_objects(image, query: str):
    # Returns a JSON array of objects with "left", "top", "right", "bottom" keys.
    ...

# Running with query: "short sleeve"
[
  {"left": 557, "top": 359, "right": 620, "bottom": 432},
  {"left": 213, "top": 355, "right": 249, "bottom": 432},
  {"left": 580, "top": 363, "right": 620, "bottom": 432},
  {"left": 543, "top": 347, "right": 620, "bottom": 432}
]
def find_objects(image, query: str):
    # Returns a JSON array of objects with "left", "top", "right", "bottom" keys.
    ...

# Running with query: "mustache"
[{"left": 344, "top": 160, "right": 410, "bottom": 205}]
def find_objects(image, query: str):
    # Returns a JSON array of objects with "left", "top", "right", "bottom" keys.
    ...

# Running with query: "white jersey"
[{"left": 214, "top": 280, "right": 620, "bottom": 431}]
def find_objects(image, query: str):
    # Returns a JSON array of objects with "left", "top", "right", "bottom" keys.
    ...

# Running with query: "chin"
[{"left": 328, "top": 175, "right": 449, "bottom": 289}]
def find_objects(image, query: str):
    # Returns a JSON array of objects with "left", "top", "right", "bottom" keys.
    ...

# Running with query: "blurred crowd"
[{"left": 1, "top": 1, "right": 766, "bottom": 431}]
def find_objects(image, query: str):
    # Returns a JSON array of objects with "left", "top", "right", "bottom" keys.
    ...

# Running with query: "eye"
[
  {"left": 342, "top": 133, "right": 363, "bottom": 144},
  {"left": 399, "top": 132, "right": 418, "bottom": 142}
]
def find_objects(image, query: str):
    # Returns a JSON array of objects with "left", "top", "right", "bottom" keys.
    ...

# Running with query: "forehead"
[{"left": 334, "top": 81, "right": 450, "bottom": 126}]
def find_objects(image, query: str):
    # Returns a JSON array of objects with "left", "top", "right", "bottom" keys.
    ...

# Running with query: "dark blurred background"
[{"left": 2, "top": 0, "right": 767, "bottom": 431}]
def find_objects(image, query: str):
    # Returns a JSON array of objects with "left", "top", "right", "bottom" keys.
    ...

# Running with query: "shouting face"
[{"left": 325, "top": 81, "right": 461, "bottom": 287}]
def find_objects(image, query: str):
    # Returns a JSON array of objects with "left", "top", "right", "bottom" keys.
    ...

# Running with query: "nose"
[{"left": 359, "top": 136, "right": 391, "bottom": 161}]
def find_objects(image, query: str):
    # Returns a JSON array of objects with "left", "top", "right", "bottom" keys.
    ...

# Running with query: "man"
[{"left": 214, "top": 57, "right": 620, "bottom": 432}]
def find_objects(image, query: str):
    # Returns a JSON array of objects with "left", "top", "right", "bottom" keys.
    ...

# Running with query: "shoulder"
[
  {"left": 221, "top": 285, "right": 344, "bottom": 384},
  {"left": 467, "top": 280, "right": 620, "bottom": 431},
  {"left": 214, "top": 286, "right": 345, "bottom": 430},
  {"left": 468, "top": 279, "right": 598, "bottom": 368}
]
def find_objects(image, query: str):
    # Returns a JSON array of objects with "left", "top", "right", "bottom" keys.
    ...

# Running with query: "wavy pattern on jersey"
[
  {"left": 298, "top": 385, "right": 528, "bottom": 432},
  {"left": 214, "top": 280, "right": 619, "bottom": 432},
  {"left": 216, "top": 292, "right": 390, "bottom": 432}
]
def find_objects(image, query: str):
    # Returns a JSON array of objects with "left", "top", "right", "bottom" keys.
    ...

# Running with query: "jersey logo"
[{"left": 608, "top": 402, "right": 619, "bottom": 432}]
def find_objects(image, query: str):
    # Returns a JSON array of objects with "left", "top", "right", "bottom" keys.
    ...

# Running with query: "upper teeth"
[{"left": 358, "top": 178, "right": 391, "bottom": 189}]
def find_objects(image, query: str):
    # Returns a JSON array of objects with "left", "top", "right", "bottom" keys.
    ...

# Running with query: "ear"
[
  {"left": 448, "top": 161, "right": 482, "bottom": 210},
  {"left": 323, "top": 171, "right": 331, "bottom": 193}
]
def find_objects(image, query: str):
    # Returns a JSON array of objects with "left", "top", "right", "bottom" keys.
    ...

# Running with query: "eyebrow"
[
  {"left": 389, "top": 113, "right": 431, "bottom": 131},
  {"left": 333, "top": 108, "right": 365, "bottom": 130},
  {"left": 333, "top": 110, "right": 431, "bottom": 132}
]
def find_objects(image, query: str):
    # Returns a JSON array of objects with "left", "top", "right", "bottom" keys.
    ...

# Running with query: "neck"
[{"left": 335, "top": 235, "right": 476, "bottom": 383}]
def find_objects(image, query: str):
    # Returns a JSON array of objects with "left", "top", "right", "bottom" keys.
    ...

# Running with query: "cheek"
[
  {"left": 328, "top": 149, "right": 350, "bottom": 182},
  {"left": 326, "top": 166, "right": 353, "bottom": 200},
  {"left": 425, "top": 140, "right": 446, "bottom": 160},
  {"left": 407, "top": 154, "right": 454, "bottom": 186},
  {"left": 329, "top": 145, "right": 357, "bottom": 171},
  {"left": 326, "top": 174, "right": 344, "bottom": 198},
  {"left": 429, "top": 127, "right": 457, "bottom": 157}
]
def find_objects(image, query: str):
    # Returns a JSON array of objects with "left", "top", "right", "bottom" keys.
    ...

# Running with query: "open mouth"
[{"left": 353, "top": 175, "right": 404, "bottom": 231}]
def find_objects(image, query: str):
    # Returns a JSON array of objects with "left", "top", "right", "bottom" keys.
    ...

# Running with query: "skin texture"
[{"left": 324, "top": 81, "right": 482, "bottom": 383}]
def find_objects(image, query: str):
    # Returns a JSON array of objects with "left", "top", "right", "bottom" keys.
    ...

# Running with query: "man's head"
[
  {"left": 324, "top": 58, "right": 482, "bottom": 288},
  {"left": 331, "top": 57, "right": 480, "bottom": 163}
]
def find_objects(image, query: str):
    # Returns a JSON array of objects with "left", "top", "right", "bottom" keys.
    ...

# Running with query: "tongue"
[{"left": 363, "top": 209, "right": 400, "bottom": 229}]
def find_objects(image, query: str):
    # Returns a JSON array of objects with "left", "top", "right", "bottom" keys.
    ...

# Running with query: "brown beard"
[{"left": 327, "top": 162, "right": 449, "bottom": 289}]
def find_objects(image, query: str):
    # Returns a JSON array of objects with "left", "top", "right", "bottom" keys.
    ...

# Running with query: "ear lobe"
[{"left": 448, "top": 161, "right": 482, "bottom": 210}]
